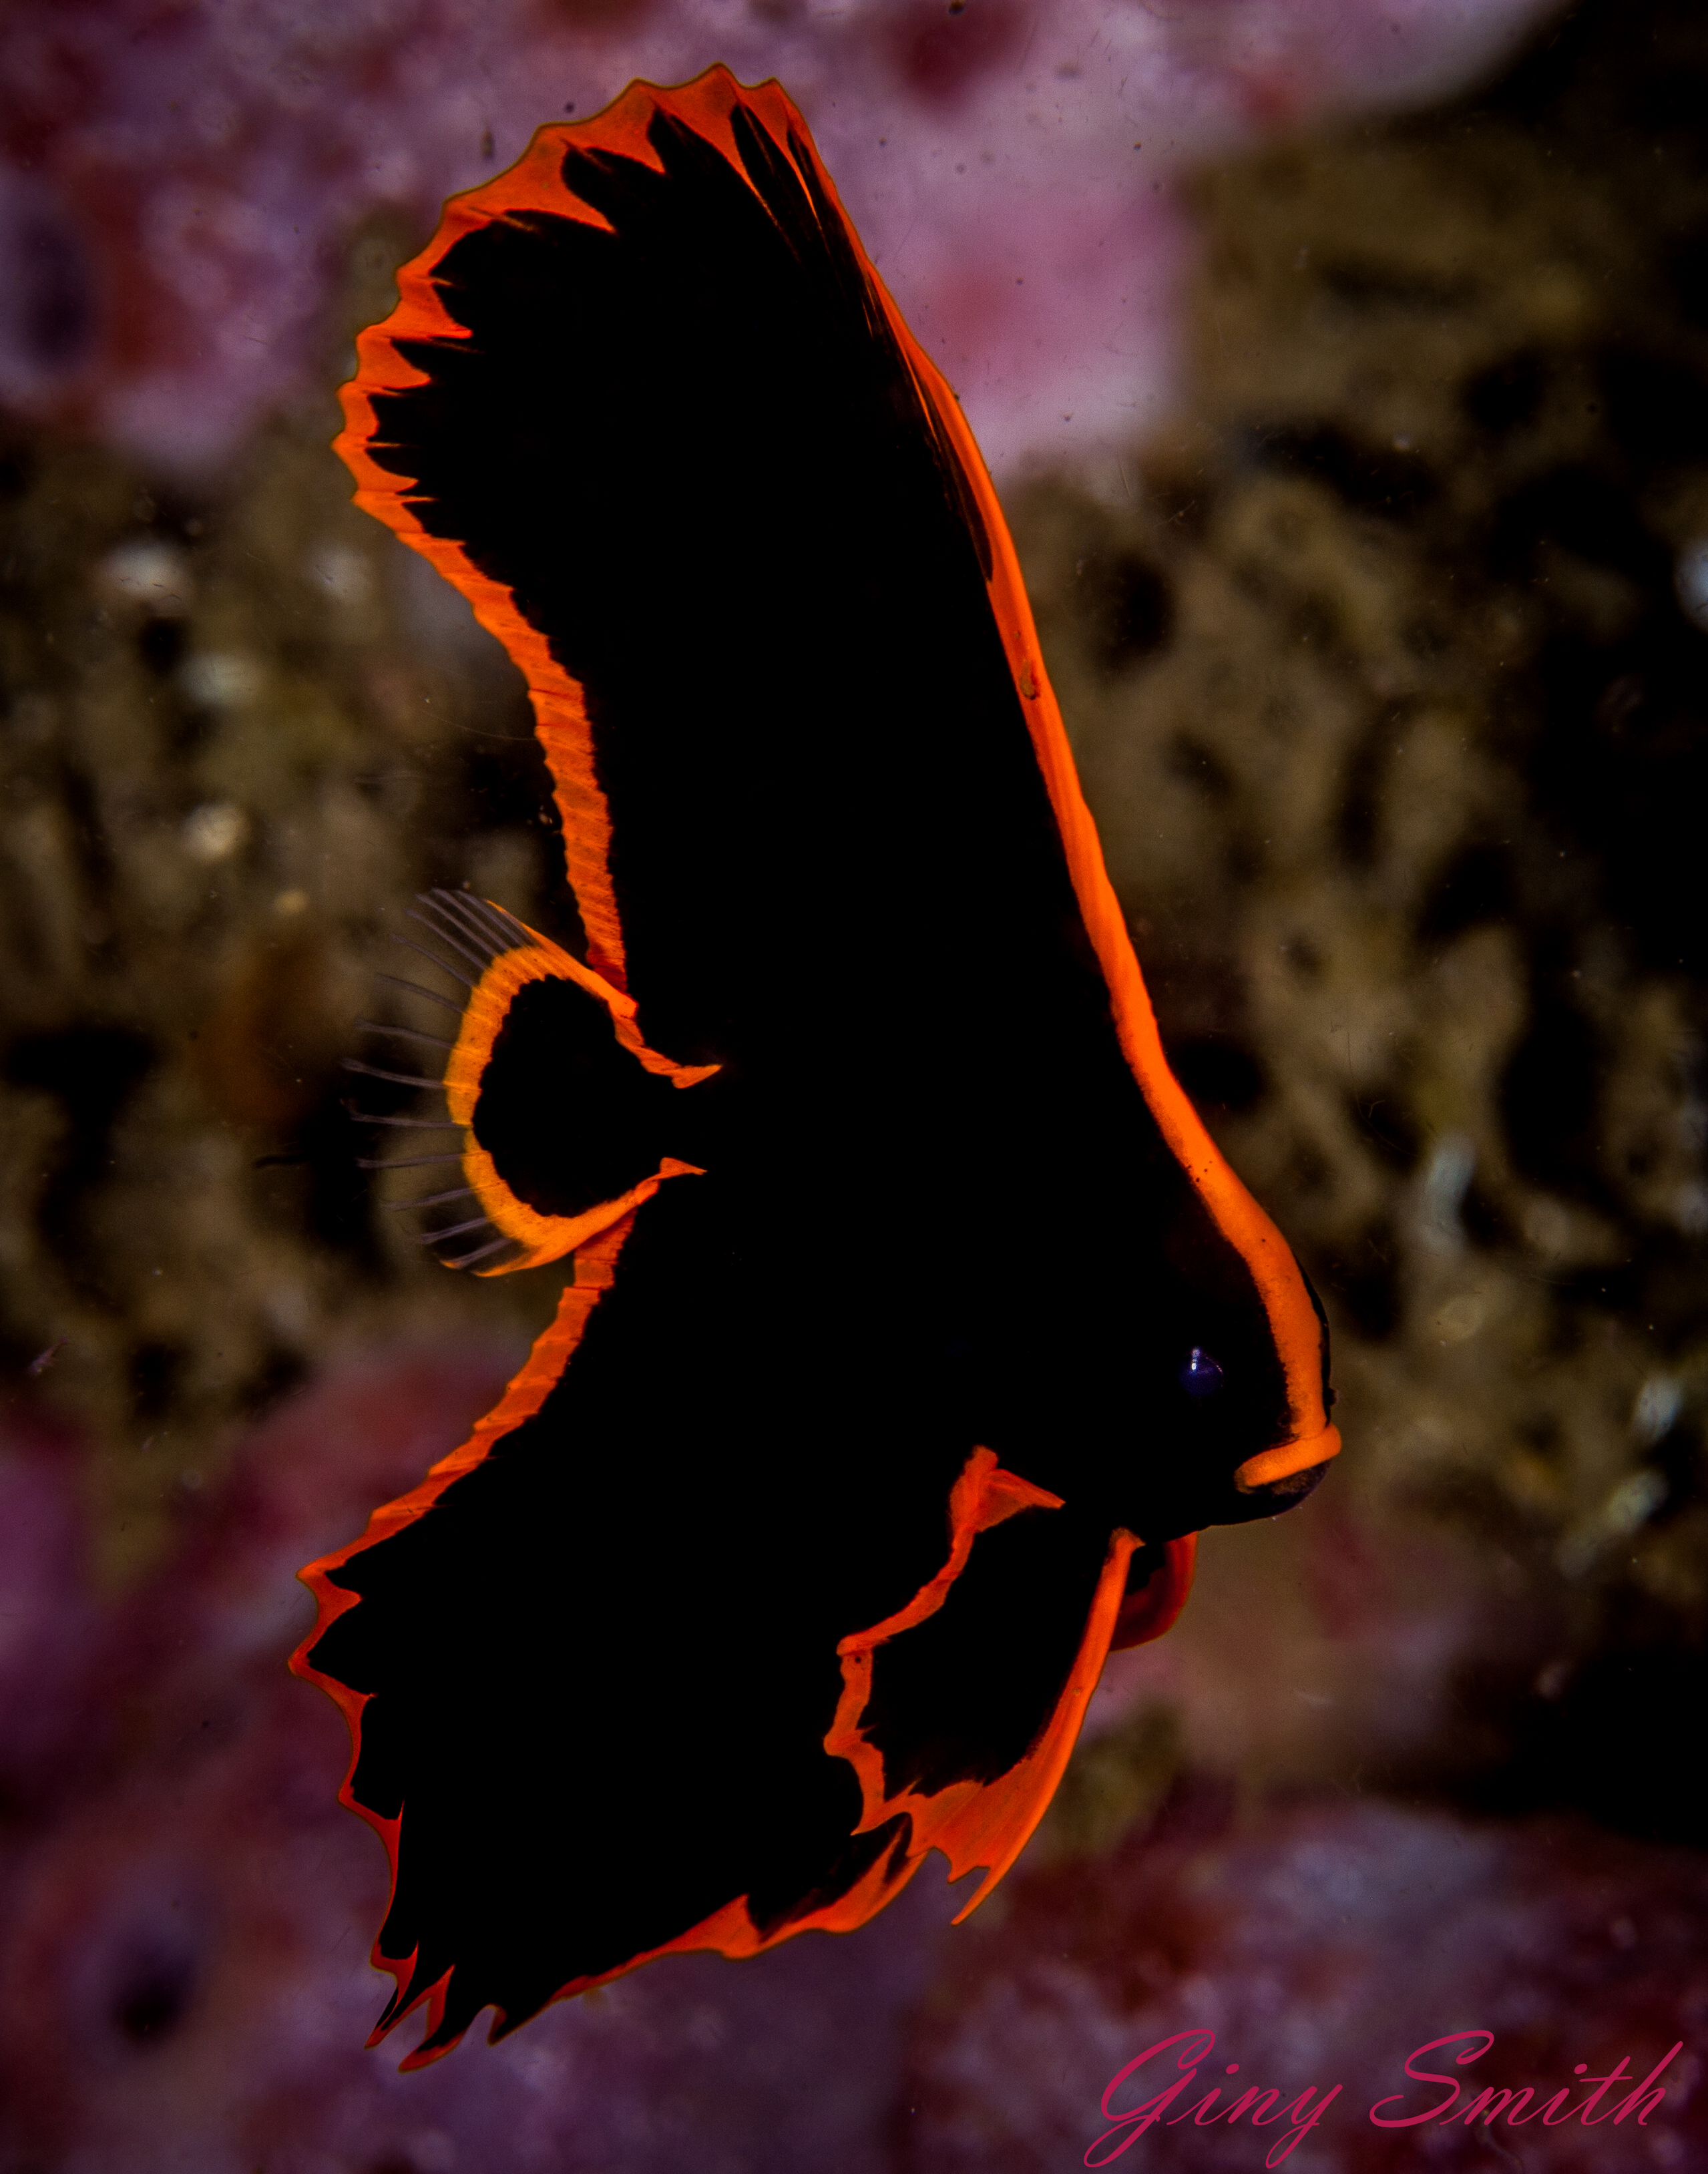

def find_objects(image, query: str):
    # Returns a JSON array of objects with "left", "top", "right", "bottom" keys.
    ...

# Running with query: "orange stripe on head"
[{"left": 1236, "top": 1424, "right": 1342, "bottom": 1493}]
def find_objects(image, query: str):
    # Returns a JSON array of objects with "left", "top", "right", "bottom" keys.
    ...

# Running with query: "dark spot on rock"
[
  {"left": 1460, "top": 1178, "right": 1514, "bottom": 1251},
  {"left": 1246, "top": 423, "right": 1436, "bottom": 519},
  {"left": 1349, "top": 1090, "right": 1422, "bottom": 1174},
  {"left": 1419, "top": 843, "right": 1514, "bottom": 941},
  {"left": 5, "top": 1027, "right": 154, "bottom": 1271},
  {"left": 1667, "top": 227, "right": 1708, "bottom": 327},
  {"left": 6, "top": 209, "right": 98, "bottom": 375},
  {"left": 1315, "top": 257, "right": 1473, "bottom": 310},
  {"left": 112, "top": 1952, "right": 195, "bottom": 2046},
  {"left": 1076, "top": 550, "right": 1173, "bottom": 672},
  {"left": 242, "top": 1343, "right": 310, "bottom": 1413},
  {"left": 137, "top": 616, "right": 186, "bottom": 676},
  {"left": 1484, "top": 1646, "right": 1708, "bottom": 1846},
  {"left": 1488, "top": 465, "right": 1667, "bottom": 587},
  {"left": 1464, "top": 349, "right": 1547, "bottom": 434},
  {"left": 1500, "top": 992, "right": 1604, "bottom": 1199},
  {"left": 1600, "top": 350, "right": 1708, "bottom": 465},
  {"left": 1168, "top": 733, "right": 1233, "bottom": 800},
  {"left": 1342, "top": 1260, "right": 1400, "bottom": 1342},
  {"left": 894, "top": 0, "right": 1020, "bottom": 104},
  {"left": 130, "top": 1340, "right": 183, "bottom": 1423}
]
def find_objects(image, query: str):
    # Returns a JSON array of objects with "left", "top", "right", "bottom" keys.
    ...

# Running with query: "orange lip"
[{"left": 1235, "top": 1423, "right": 1343, "bottom": 1493}]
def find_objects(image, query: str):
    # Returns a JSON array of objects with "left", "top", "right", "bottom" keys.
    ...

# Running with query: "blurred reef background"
[{"left": 5, "top": 0, "right": 1708, "bottom": 2167}]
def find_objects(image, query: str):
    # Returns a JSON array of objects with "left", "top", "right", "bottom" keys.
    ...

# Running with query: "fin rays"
[{"left": 343, "top": 890, "right": 537, "bottom": 1274}]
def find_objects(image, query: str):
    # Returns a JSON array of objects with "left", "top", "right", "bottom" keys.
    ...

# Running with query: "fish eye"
[{"left": 1179, "top": 1346, "right": 1225, "bottom": 1398}]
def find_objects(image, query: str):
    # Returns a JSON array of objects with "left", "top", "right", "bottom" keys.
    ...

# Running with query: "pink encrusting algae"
[{"left": 0, "top": 0, "right": 1556, "bottom": 479}]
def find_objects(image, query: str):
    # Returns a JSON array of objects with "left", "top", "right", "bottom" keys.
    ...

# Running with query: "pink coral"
[
  {"left": 0, "top": 1418, "right": 93, "bottom": 1816},
  {"left": 902, "top": 1787, "right": 1708, "bottom": 2171},
  {"left": 0, "top": 0, "right": 1555, "bottom": 479}
]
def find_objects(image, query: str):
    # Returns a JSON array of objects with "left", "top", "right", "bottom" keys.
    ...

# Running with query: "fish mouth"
[{"left": 1234, "top": 1423, "right": 1342, "bottom": 1496}]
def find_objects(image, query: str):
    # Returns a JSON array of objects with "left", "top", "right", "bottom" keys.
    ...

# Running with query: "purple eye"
[{"left": 1179, "top": 1346, "right": 1225, "bottom": 1398}]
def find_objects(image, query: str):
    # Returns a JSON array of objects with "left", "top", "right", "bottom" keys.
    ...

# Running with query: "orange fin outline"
[
  {"left": 819, "top": 1446, "right": 1133, "bottom": 1925},
  {"left": 1108, "top": 1531, "right": 1199, "bottom": 1652},
  {"left": 869, "top": 233, "right": 1332, "bottom": 1458},
  {"left": 923, "top": 1529, "right": 1137, "bottom": 1923},
  {"left": 335, "top": 68, "right": 817, "bottom": 1002},
  {"left": 437, "top": 903, "right": 714, "bottom": 1275},
  {"left": 824, "top": 1445, "right": 1065, "bottom": 1823},
  {"left": 290, "top": 1214, "right": 639, "bottom": 2056},
  {"left": 371, "top": 1459, "right": 1121, "bottom": 2062},
  {"left": 340, "top": 1448, "right": 1126, "bottom": 2064}
]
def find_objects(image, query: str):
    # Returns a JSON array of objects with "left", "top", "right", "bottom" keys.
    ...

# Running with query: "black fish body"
[{"left": 293, "top": 68, "right": 1339, "bottom": 2067}]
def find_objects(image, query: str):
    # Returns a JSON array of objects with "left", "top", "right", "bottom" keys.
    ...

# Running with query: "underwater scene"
[{"left": 3, "top": 0, "right": 1707, "bottom": 2166}]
